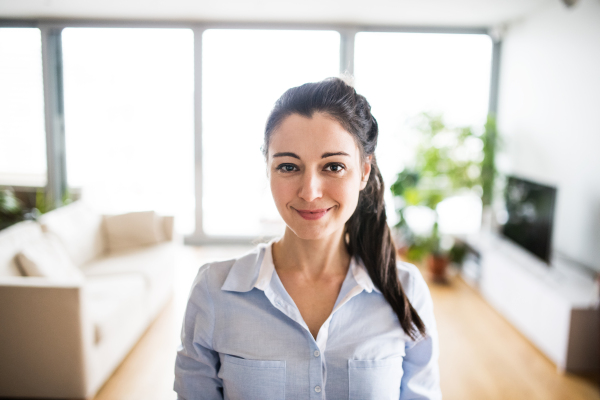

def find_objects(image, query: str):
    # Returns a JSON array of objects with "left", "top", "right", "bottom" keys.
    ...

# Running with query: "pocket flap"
[
  {"left": 224, "top": 355, "right": 286, "bottom": 369},
  {"left": 220, "top": 355, "right": 286, "bottom": 400}
]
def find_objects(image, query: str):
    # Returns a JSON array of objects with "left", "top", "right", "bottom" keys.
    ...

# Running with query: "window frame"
[{"left": 0, "top": 18, "right": 500, "bottom": 244}]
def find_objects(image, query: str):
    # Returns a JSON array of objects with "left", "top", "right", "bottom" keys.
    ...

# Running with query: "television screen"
[{"left": 501, "top": 176, "right": 557, "bottom": 264}]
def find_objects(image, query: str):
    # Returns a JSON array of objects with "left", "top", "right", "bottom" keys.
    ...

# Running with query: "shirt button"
[
  {"left": 313, "top": 350, "right": 320, "bottom": 357},
  {"left": 314, "top": 385, "right": 322, "bottom": 393}
]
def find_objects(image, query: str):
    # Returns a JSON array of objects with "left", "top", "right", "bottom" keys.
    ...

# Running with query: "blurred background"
[{"left": 1, "top": 0, "right": 599, "bottom": 399}]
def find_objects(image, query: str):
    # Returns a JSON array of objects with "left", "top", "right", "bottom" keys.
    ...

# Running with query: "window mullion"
[
  {"left": 488, "top": 37, "right": 502, "bottom": 117},
  {"left": 188, "top": 25, "right": 206, "bottom": 243},
  {"left": 339, "top": 28, "right": 357, "bottom": 76},
  {"left": 40, "top": 26, "right": 67, "bottom": 209}
]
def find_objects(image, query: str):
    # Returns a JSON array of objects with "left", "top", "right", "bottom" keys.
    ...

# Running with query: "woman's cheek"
[
  {"left": 330, "top": 179, "right": 361, "bottom": 214},
  {"left": 270, "top": 178, "right": 294, "bottom": 211}
]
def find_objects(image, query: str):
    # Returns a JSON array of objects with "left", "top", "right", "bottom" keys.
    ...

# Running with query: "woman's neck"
[{"left": 272, "top": 227, "right": 351, "bottom": 281}]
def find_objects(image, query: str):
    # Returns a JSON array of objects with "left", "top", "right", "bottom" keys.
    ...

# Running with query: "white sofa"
[{"left": 0, "top": 201, "right": 179, "bottom": 399}]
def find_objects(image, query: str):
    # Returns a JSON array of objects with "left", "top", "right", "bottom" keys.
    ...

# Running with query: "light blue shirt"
[{"left": 174, "top": 240, "right": 441, "bottom": 400}]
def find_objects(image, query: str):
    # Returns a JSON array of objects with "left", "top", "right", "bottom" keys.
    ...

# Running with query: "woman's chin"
[{"left": 284, "top": 223, "right": 342, "bottom": 241}]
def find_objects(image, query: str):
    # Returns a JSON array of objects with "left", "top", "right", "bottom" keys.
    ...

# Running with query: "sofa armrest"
[
  {"left": 0, "top": 277, "right": 92, "bottom": 398},
  {"left": 162, "top": 215, "right": 175, "bottom": 241}
]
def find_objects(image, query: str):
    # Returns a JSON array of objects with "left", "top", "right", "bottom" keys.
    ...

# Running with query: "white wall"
[{"left": 497, "top": 0, "right": 600, "bottom": 271}]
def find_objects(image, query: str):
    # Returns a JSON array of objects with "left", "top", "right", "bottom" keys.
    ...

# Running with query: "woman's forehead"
[{"left": 269, "top": 113, "right": 360, "bottom": 157}]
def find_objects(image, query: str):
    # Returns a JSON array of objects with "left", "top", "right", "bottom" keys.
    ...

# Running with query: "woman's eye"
[
  {"left": 325, "top": 163, "right": 346, "bottom": 173},
  {"left": 276, "top": 164, "right": 297, "bottom": 173}
]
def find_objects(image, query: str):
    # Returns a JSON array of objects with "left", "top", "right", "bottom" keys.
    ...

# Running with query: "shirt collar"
[
  {"left": 254, "top": 239, "right": 277, "bottom": 291},
  {"left": 220, "top": 240, "right": 271, "bottom": 292},
  {"left": 221, "top": 238, "right": 381, "bottom": 294},
  {"left": 350, "top": 255, "right": 381, "bottom": 294}
]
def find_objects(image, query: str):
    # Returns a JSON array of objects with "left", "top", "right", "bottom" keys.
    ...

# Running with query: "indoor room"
[{"left": 0, "top": 0, "right": 599, "bottom": 399}]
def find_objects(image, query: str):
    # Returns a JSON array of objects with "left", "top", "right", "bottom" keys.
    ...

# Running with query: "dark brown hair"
[{"left": 262, "top": 77, "right": 426, "bottom": 340}]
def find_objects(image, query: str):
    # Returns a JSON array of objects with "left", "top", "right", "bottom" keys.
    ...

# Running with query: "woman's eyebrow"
[
  {"left": 273, "top": 152, "right": 300, "bottom": 159},
  {"left": 322, "top": 151, "right": 350, "bottom": 158}
]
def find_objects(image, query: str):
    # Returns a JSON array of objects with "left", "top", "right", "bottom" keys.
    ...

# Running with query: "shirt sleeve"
[
  {"left": 400, "top": 265, "right": 442, "bottom": 400},
  {"left": 174, "top": 264, "right": 224, "bottom": 400}
]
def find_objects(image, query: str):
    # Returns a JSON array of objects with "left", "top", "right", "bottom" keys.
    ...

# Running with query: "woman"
[{"left": 174, "top": 77, "right": 441, "bottom": 400}]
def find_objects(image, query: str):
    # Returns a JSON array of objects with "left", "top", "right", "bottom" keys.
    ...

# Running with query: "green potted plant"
[
  {"left": 390, "top": 112, "right": 494, "bottom": 281},
  {"left": 0, "top": 188, "right": 24, "bottom": 231}
]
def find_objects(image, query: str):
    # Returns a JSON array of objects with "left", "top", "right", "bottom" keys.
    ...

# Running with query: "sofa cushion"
[
  {"left": 16, "top": 233, "right": 84, "bottom": 281},
  {"left": 39, "top": 201, "right": 105, "bottom": 267},
  {"left": 102, "top": 211, "right": 163, "bottom": 253},
  {"left": 0, "top": 221, "right": 44, "bottom": 277},
  {"left": 81, "top": 242, "right": 175, "bottom": 295},
  {"left": 84, "top": 274, "right": 146, "bottom": 346}
]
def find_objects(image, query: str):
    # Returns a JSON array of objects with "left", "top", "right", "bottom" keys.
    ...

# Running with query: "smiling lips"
[{"left": 295, "top": 207, "right": 333, "bottom": 220}]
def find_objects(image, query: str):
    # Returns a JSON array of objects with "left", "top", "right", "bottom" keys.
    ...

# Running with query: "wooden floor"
[{"left": 92, "top": 245, "right": 600, "bottom": 400}]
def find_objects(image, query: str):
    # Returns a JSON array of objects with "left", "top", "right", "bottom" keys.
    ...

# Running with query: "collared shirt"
[{"left": 174, "top": 240, "right": 441, "bottom": 400}]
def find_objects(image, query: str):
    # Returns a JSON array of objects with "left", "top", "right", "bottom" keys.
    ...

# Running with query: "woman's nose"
[{"left": 297, "top": 171, "right": 323, "bottom": 202}]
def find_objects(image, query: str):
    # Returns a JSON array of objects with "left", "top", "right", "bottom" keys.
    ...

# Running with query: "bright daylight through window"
[
  {"left": 1, "top": 26, "right": 493, "bottom": 240},
  {"left": 201, "top": 29, "right": 340, "bottom": 237},
  {"left": 61, "top": 28, "right": 195, "bottom": 234},
  {"left": 354, "top": 32, "right": 492, "bottom": 234},
  {"left": 0, "top": 28, "right": 46, "bottom": 187}
]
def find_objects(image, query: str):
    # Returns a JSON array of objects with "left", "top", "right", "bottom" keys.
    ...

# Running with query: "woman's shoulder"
[
  {"left": 395, "top": 261, "right": 430, "bottom": 304},
  {"left": 396, "top": 260, "right": 421, "bottom": 276},
  {"left": 193, "top": 258, "right": 236, "bottom": 287},
  {"left": 190, "top": 243, "right": 268, "bottom": 292}
]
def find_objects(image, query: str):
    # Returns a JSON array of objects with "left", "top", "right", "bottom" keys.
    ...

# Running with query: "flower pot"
[{"left": 426, "top": 253, "right": 449, "bottom": 283}]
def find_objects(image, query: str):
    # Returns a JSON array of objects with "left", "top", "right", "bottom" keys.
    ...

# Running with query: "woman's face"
[{"left": 267, "top": 112, "right": 371, "bottom": 240}]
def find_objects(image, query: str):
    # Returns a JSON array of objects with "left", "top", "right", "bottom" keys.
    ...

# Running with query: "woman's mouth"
[{"left": 294, "top": 207, "right": 333, "bottom": 220}]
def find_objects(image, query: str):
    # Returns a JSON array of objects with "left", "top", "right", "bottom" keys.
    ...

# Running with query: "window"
[
  {"left": 354, "top": 32, "right": 493, "bottom": 224},
  {"left": 0, "top": 28, "right": 46, "bottom": 187},
  {"left": 62, "top": 28, "right": 195, "bottom": 233},
  {"left": 2, "top": 24, "right": 496, "bottom": 241},
  {"left": 201, "top": 29, "right": 340, "bottom": 237}
]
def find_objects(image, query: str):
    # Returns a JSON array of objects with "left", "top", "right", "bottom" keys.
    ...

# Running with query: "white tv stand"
[{"left": 462, "top": 232, "right": 599, "bottom": 372}]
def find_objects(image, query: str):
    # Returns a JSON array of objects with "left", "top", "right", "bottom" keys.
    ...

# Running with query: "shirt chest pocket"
[
  {"left": 219, "top": 355, "right": 286, "bottom": 400},
  {"left": 348, "top": 358, "right": 404, "bottom": 400}
]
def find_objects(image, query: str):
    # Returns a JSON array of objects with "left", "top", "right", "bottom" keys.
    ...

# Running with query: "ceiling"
[{"left": 0, "top": 0, "right": 555, "bottom": 28}]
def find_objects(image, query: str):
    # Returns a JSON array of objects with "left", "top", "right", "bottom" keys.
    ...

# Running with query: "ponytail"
[
  {"left": 264, "top": 77, "right": 426, "bottom": 340},
  {"left": 346, "top": 160, "right": 426, "bottom": 340}
]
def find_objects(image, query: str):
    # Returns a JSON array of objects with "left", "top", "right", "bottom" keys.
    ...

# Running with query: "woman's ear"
[{"left": 360, "top": 155, "right": 372, "bottom": 191}]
